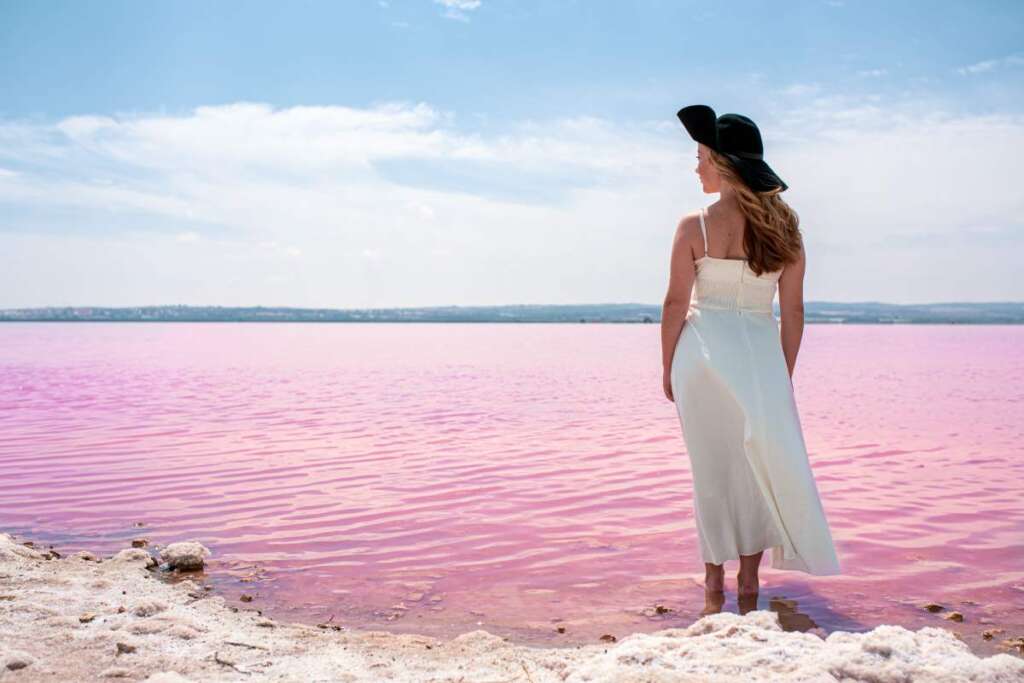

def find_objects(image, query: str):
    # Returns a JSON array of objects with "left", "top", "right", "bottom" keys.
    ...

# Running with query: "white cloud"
[
  {"left": 0, "top": 97, "right": 1020, "bottom": 307},
  {"left": 435, "top": 0, "right": 481, "bottom": 9},
  {"left": 958, "top": 59, "right": 1000, "bottom": 75},
  {"left": 956, "top": 53, "right": 1024, "bottom": 76},
  {"left": 434, "top": 0, "right": 481, "bottom": 22}
]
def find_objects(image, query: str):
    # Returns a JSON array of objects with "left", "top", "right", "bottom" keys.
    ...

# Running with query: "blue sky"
[{"left": 1, "top": 0, "right": 1022, "bottom": 307}]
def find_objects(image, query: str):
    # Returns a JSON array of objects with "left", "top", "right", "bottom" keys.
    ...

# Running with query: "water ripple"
[{"left": 0, "top": 322, "right": 1022, "bottom": 655}]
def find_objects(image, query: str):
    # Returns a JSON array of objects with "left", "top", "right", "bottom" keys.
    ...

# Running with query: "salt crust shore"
[{"left": 1, "top": 533, "right": 1021, "bottom": 683}]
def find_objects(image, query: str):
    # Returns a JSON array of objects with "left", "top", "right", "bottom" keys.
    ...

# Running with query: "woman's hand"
[{"left": 663, "top": 368, "right": 674, "bottom": 402}]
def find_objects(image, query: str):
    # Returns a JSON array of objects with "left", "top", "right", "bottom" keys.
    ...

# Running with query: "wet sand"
[{"left": 2, "top": 532, "right": 1022, "bottom": 682}]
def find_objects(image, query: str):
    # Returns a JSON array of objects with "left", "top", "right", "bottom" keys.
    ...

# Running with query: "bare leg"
[
  {"left": 737, "top": 550, "right": 763, "bottom": 598},
  {"left": 704, "top": 561, "right": 724, "bottom": 593}
]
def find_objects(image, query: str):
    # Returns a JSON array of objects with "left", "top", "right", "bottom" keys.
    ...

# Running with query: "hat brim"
[
  {"left": 676, "top": 104, "right": 718, "bottom": 149},
  {"left": 723, "top": 153, "right": 788, "bottom": 193}
]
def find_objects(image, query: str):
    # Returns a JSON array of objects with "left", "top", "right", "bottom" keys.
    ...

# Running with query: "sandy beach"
[{"left": 1, "top": 532, "right": 1021, "bottom": 682}]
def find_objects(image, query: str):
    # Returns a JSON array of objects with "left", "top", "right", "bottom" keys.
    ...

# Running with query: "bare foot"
[
  {"left": 737, "top": 591, "right": 759, "bottom": 614},
  {"left": 700, "top": 589, "right": 726, "bottom": 616}
]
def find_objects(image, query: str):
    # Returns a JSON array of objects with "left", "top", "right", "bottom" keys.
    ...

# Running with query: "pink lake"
[{"left": 1, "top": 322, "right": 1022, "bottom": 658}]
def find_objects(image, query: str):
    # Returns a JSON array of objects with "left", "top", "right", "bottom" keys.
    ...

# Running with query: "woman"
[{"left": 661, "top": 105, "right": 841, "bottom": 607}]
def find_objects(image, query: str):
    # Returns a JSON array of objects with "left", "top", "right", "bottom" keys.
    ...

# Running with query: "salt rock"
[
  {"left": 165, "top": 624, "right": 201, "bottom": 640},
  {"left": 72, "top": 550, "right": 99, "bottom": 562},
  {"left": 160, "top": 541, "right": 211, "bottom": 571},
  {"left": 0, "top": 534, "right": 44, "bottom": 561},
  {"left": 175, "top": 579, "right": 201, "bottom": 593},
  {"left": 4, "top": 650, "right": 34, "bottom": 670},
  {"left": 99, "top": 666, "right": 133, "bottom": 678},
  {"left": 451, "top": 629, "right": 508, "bottom": 654},
  {"left": 111, "top": 548, "right": 157, "bottom": 568},
  {"left": 127, "top": 620, "right": 166, "bottom": 635},
  {"left": 131, "top": 599, "right": 168, "bottom": 617},
  {"left": 567, "top": 610, "right": 1024, "bottom": 683}
]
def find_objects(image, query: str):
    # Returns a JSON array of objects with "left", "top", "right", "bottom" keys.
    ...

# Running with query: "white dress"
[{"left": 670, "top": 206, "right": 841, "bottom": 575}]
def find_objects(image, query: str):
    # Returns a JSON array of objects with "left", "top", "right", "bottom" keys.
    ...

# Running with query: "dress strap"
[{"left": 698, "top": 207, "right": 709, "bottom": 258}]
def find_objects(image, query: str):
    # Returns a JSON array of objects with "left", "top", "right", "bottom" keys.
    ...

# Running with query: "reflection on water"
[{"left": 0, "top": 322, "right": 1022, "bottom": 657}]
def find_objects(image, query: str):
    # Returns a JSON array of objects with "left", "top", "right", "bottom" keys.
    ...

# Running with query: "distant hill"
[{"left": 2, "top": 302, "right": 1023, "bottom": 324}]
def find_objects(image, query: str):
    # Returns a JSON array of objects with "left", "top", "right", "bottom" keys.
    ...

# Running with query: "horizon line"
[{"left": 3, "top": 301, "right": 1024, "bottom": 311}]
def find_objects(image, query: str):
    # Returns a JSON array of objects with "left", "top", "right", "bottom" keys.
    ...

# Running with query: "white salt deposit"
[
  {"left": 158, "top": 540, "right": 211, "bottom": 571},
  {"left": 0, "top": 532, "right": 1020, "bottom": 682}
]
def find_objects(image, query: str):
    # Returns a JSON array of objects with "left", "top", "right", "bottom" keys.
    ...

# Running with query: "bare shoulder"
[{"left": 672, "top": 210, "right": 702, "bottom": 258}]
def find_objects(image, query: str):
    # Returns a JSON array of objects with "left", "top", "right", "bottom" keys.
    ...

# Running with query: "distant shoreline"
[{"left": 2, "top": 302, "right": 1024, "bottom": 325}]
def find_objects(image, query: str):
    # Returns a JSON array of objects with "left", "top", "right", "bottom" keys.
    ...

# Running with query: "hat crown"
[
  {"left": 717, "top": 114, "right": 763, "bottom": 156},
  {"left": 676, "top": 104, "right": 787, "bottom": 191}
]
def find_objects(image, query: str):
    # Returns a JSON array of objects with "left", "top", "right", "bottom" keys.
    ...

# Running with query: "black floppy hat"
[{"left": 676, "top": 104, "right": 788, "bottom": 192}]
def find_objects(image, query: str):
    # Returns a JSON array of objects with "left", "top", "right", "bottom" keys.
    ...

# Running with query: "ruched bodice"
[
  {"left": 691, "top": 256, "right": 781, "bottom": 315},
  {"left": 689, "top": 206, "right": 782, "bottom": 315}
]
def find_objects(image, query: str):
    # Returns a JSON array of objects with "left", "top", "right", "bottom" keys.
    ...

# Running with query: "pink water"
[{"left": 1, "top": 322, "right": 1022, "bottom": 657}]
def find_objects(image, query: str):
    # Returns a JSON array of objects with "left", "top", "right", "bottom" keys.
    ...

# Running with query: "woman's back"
[{"left": 691, "top": 207, "right": 781, "bottom": 315}]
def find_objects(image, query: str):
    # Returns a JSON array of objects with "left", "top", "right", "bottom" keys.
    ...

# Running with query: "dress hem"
[{"left": 699, "top": 543, "right": 842, "bottom": 576}]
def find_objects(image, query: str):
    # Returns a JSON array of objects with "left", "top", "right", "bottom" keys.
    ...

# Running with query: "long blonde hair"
[{"left": 708, "top": 150, "right": 803, "bottom": 276}]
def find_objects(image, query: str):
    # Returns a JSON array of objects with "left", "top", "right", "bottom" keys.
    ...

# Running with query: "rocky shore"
[{"left": 1, "top": 531, "right": 1021, "bottom": 682}]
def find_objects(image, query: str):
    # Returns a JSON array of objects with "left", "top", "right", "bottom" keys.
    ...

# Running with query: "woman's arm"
[
  {"left": 661, "top": 215, "right": 697, "bottom": 386},
  {"left": 777, "top": 243, "right": 807, "bottom": 378}
]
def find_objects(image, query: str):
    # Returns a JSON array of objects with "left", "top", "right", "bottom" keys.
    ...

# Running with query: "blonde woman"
[{"left": 661, "top": 105, "right": 840, "bottom": 608}]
